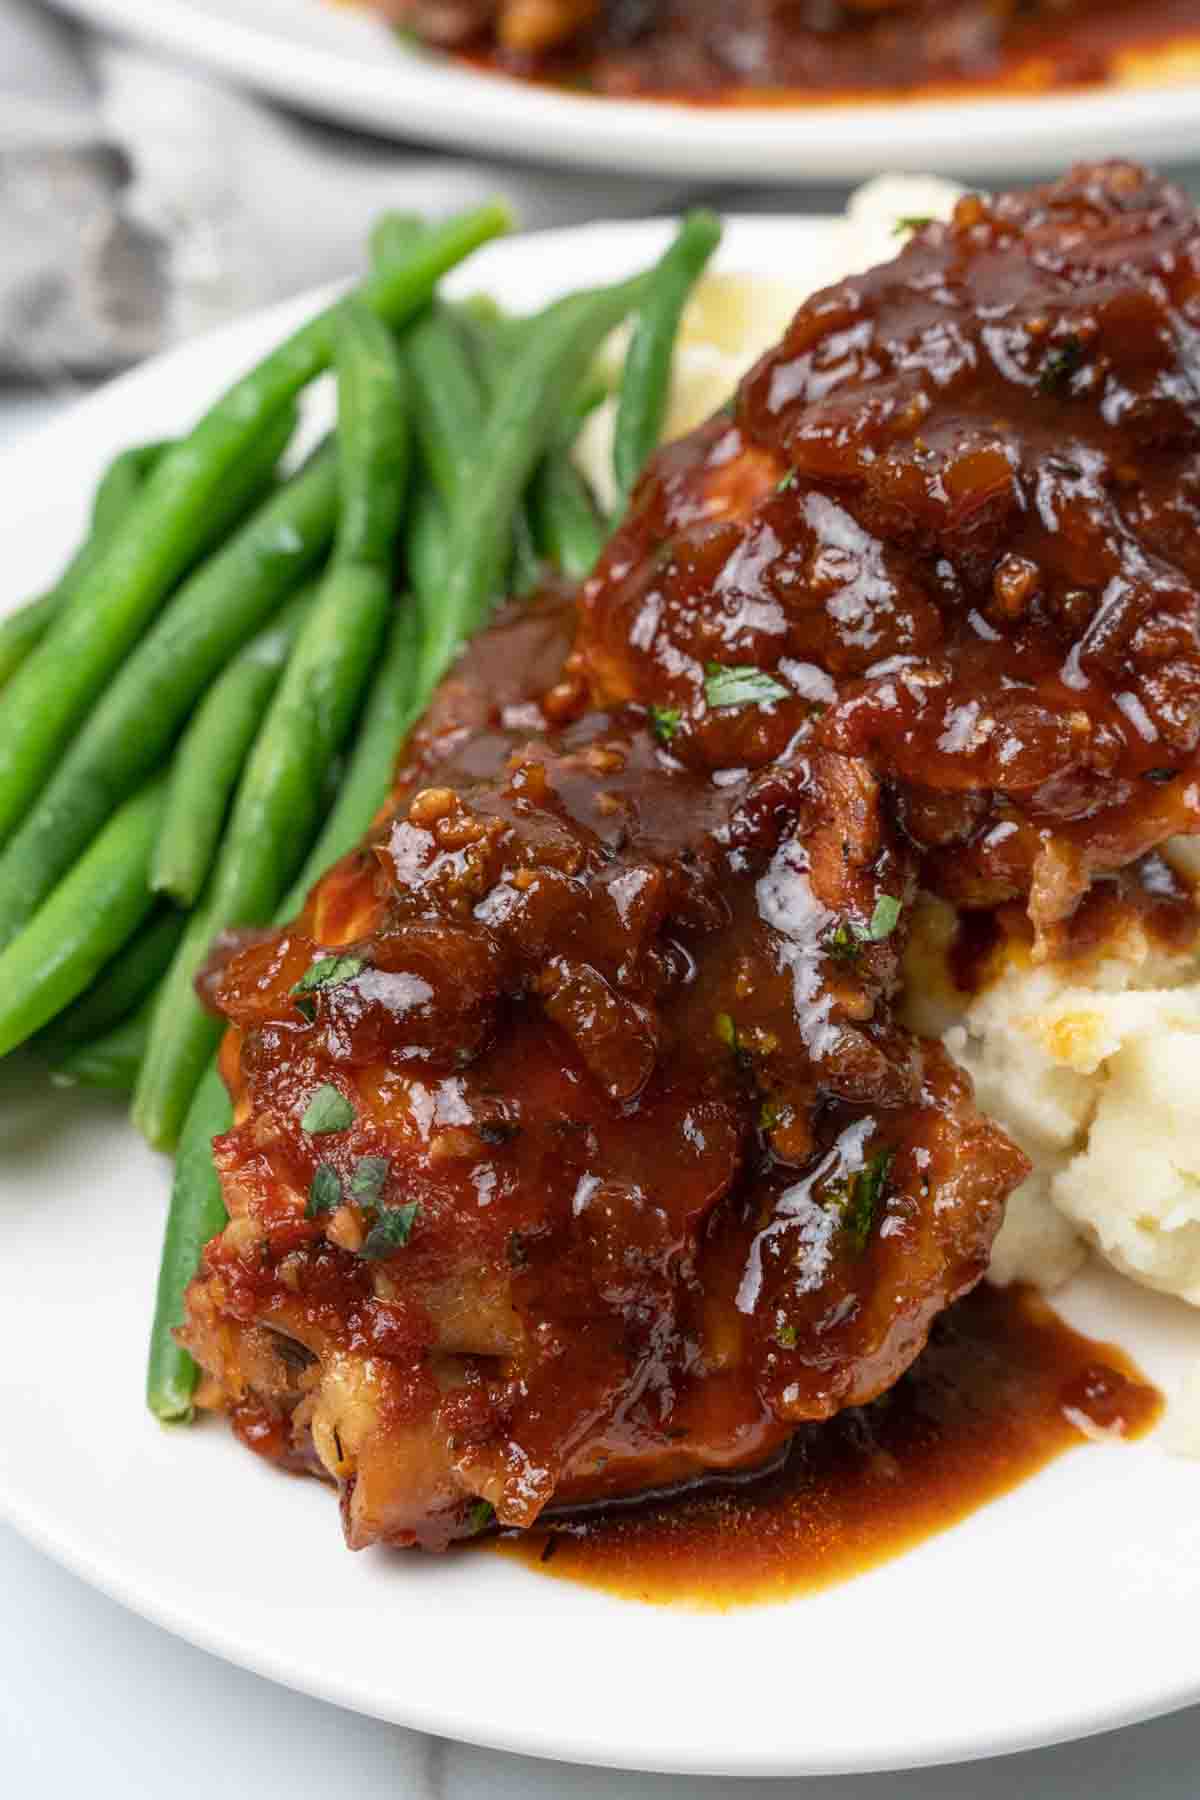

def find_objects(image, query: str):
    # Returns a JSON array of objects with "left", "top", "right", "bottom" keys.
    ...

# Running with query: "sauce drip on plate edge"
[{"left": 493, "top": 1283, "right": 1160, "bottom": 1608}]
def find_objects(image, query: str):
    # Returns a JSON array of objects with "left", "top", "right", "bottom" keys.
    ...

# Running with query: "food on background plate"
[
  {"left": 179, "top": 162, "right": 1200, "bottom": 1553},
  {"left": 376, "top": 0, "right": 1200, "bottom": 103}
]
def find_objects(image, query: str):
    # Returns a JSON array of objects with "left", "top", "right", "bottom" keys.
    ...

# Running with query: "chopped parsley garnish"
[
  {"left": 302, "top": 1141, "right": 414, "bottom": 1258},
  {"left": 826, "top": 919, "right": 864, "bottom": 963},
  {"left": 466, "top": 1499, "right": 495, "bottom": 1536},
  {"left": 714, "top": 1011, "right": 754, "bottom": 1075},
  {"left": 350, "top": 1155, "right": 390, "bottom": 1205},
  {"left": 846, "top": 1147, "right": 895, "bottom": 1254},
  {"left": 759, "top": 1097, "right": 784, "bottom": 1132},
  {"left": 893, "top": 214, "right": 934, "bottom": 236},
  {"left": 704, "top": 662, "right": 790, "bottom": 711},
  {"left": 649, "top": 705, "right": 681, "bottom": 744},
  {"left": 291, "top": 953, "right": 365, "bottom": 997},
  {"left": 301, "top": 1150, "right": 414, "bottom": 1259},
  {"left": 1038, "top": 334, "right": 1084, "bottom": 396},
  {"left": 361, "top": 1200, "right": 420, "bottom": 1260},
  {"left": 300, "top": 1083, "right": 355, "bottom": 1134},
  {"left": 867, "top": 894, "right": 902, "bottom": 940},
  {"left": 827, "top": 895, "right": 902, "bottom": 960},
  {"left": 1143, "top": 767, "right": 1178, "bottom": 784},
  {"left": 775, "top": 1323, "right": 798, "bottom": 1350},
  {"left": 306, "top": 1163, "right": 342, "bottom": 1218},
  {"left": 776, "top": 468, "right": 798, "bottom": 494}
]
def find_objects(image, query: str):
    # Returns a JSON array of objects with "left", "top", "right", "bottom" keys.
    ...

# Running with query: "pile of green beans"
[{"left": 0, "top": 200, "right": 721, "bottom": 1421}]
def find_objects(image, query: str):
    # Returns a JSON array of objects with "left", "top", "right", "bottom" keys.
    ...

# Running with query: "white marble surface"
[{"left": 4, "top": 1512, "right": 1200, "bottom": 1795}]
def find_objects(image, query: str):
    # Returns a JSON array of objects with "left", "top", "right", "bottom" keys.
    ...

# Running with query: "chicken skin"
[{"left": 181, "top": 164, "right": 1200, "bottom": 1551}]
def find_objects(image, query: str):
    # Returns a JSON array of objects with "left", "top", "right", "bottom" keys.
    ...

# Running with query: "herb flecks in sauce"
[
  {"left": 361, "top": 1201, "right": 421, "bottom": 1260},
  {"left": 300, "top": 1084, "right": 356, "bottom": 1134},
  {"left": 704, "top": 663, "right": 790, "bottom": 710}
]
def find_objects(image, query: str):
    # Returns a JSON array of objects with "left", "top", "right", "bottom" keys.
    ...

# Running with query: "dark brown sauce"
[{"left": 494, "top": 1284, "right": 1160, "bottom": 1608}]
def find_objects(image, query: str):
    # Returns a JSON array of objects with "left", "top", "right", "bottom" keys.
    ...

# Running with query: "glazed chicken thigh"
[{"left": 182, "top": 164, "right": 1200, "bottom": 1551}]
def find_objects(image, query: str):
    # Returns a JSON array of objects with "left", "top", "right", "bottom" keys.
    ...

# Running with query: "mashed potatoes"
[
  {"left": 901, "top": 893, "right": 1200, "bottom": 1305},
  {"left": 583, "top": 174, "right": 1200, "bottom": 1318}
]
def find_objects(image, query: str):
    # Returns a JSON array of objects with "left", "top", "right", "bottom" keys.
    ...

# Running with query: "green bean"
[
  {"left": 404, "top": 481, "right": 457, "bottom": 720},
  {"left": 461, "top": 304, "right": 609, "bottom": 588},
  {"left": 508, "top": 510, "right": 543, "bottom": 595},
  {"left": 457, "top": 291, "right": 505, "bottom": 332},
  {"left": 405, "top": 305, "right": 488, "bottom": 510},
  {"left": 402, "top": 336, "right": 471, "bottom": 628},
  {"left": 0, "top": 442, "right": 168, "bottom": 691},
  {"left": 368, "top": 212, "right": 427, "bottom": 269},
  {"left": 532, "top": 454, "right": 607, "bottom": 580},
  {"left": 611, "top": 209, "right": 721, "bottom": 516},
  {"left": 334, "top": 301, "right": 412, "bottom": 567},
  {"left": 567, "top": 366, "right": 611, "bottom": 429},
  {"left": 415, "top": 266, "right": 652, "bottom": 699},
  {"left": 90, "top": 441, "right": 170, "bottom": 539},
  {"left": 453, "top": 310, "right": 546, "bottom": 595},
  {"left": 151, "top": 588, "right": 316, "bottom": 907},
  {"left": 34, "top": 905, "right": 185, "bottom": 1053},
  {"left": 406, "top": 479, "right": 451, "bottom": 606},
  {"left": 134, "top": 303, "right": 411, "bottom": 1150},
  {"left": 146, "top": 1060, "right": 233, "bottom": 1422},
  {"left": 279, "top": 598, "right": 420, "bottom": 918},
  {"left": 460, "top": 306, "right": 609, "bottom": 442},
  {"left": 0, "top": 593, "right": 61, "bottom": 693},
  {"left": 406, "top": 307, "right": 549, "bottom": 597},
  {"left": 414, "top": 303, "right": 601, "bottom": 601},
  {"left": 0, "top": 423, "right": 334, "bottom": 950},
  {"left": 0, "top": 412, "right": 287, "bottom": 843},
  {"left": 0, "top": 201, "right": 508, "bottom": 847},
  {"left": 50, "top": 999, "right": 152, "bottom": 1093},
  {"left": 0, "top": 776, "right": 166, "bottom": 1057},
  {"left": 0, "top": 431, "right": 275, "bottom": 699}
]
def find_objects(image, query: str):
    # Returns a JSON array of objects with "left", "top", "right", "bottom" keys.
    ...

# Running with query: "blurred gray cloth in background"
[
  {"left": 0, "top": 0, "right": 686, "bottom": 383},
  {"left": 10, "top": 0, "right": 1197, "bottom": 391}
]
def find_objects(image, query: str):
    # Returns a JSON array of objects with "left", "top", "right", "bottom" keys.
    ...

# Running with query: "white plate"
[
  {"left": 4, "top": 215, "right": 1200, "bottom": 1779},
  {"left": 49, "top": 0, "right": 1200, "bottom": 182}
]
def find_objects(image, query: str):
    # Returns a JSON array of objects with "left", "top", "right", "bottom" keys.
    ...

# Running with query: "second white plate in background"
[{"left": 49, "top": 0, "right": 1200, "bottom": 184}]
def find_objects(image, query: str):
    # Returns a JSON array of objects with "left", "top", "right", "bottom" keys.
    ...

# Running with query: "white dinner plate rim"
[
  {"left": 46, "top": 0, "right": 1200, "bottom": 182},
  {"left": 3, "top": 213, "right": 1200, "bottom": 1777}
]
